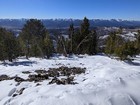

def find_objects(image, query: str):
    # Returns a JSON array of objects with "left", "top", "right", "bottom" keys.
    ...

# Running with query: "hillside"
[{"left": 0, "top": 55, "right": 140, "bottom": 105}]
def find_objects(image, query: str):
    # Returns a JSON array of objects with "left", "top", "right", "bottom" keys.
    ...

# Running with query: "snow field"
[{"left": 0, "top": 55, "right": 140, "bottom": 105}]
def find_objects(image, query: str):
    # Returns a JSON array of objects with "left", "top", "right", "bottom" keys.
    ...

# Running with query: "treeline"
[
  {"left": 0, "top": 19, "right": 54, "bottom": 61},
  {"left": 0, "top": 17, "right": 140, "bottom": 62},
  {"left": 57, "top": 17, "right": 97, "bottom": 56}
]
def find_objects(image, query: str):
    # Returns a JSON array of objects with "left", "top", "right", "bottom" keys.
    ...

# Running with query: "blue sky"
[{"left": 0, "top": 0, "right": 139, "bottom": 20}]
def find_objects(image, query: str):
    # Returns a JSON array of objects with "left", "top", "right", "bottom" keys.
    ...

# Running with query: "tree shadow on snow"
[
  {"left": 1, "top": 61, "right": 37, "bottom": 66},
  {"left": 125, "top": 60, "right": 140, "bottom": 66}
]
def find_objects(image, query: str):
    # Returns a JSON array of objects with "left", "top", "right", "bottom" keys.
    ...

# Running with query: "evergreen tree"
[
  {"left": 68, "top": 23, "right": 74, "bottom": 54},
  {"left": 0, "top": 28, "right": 19, "bottom": 61},
  {"left": 0, "top": 28, "right": 7, "bottom": 61},
  {"left": 105, "top": 31, "right": 137, "bottom": 60},
  {"left": 136, "top": 30, "right": 140, "bottom": 53},
  {"left": 81, "top": 17, "right": 90, "bottom": 37},
  {"left": 116, "top": 41, "right": 137, "bottom": 60},
  {"left": 72, "top": 29, "right": 81, "bottom": 54},
  {"left": 105, "top": 32, "right": 123, "bottom": 55},
  {"left": 17, "top": 36, "right": 26, "bottom": 56},
  {"left": 76, "top": 17, "right": 90, "bottom": 54},
  {"left": 56, "top": 35, "right": 68, "bottom": 57},
  {"left": 105, "top": 32, "right": 117, "bottom": 55},
  {"left": 20, "top": 19, "right": 47, "bottom": 58},
  {"left": 88, "top": 30, "right": 97, "bottom": 55},
  {"left": 117, "top": 26, "right": 123, "bottom": 34},
  {"left": 43, "top": 33, "right": 54, "bottom": 58},
  {"left": 71, "top": 17, "right": 98, "bottom": 55},
  {"left": 5, "top": 32, "right": 19, "bottom": 61}
]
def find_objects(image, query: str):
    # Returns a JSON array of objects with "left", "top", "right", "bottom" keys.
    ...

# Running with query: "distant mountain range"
[{"left": 0, "top": 19, "right": 140, "bottom": 29}]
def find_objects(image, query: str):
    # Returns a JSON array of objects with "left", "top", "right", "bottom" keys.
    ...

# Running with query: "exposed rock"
[
  {"left": 49, "top": 77, "right": 64, "bottom": 85},
  {"left": 22, "top": 71, "right": 31, "bottom": 74},
  {"left": 14, "top": 77, "right": 25, "bottom": 82},
  {"left": 36, "top": 83, "right": 41, "bottom": 86},
  {"left": 18, "top": 88, "right": 25, "bottom": 95},
  {"left": 71, "top": 67, "right": 86, "bottom": 75},
  {"left": 15, "top": 82, "right": 20, "bottom": 86},
  {"left": 49, "top": 76, "right": 76, "bottom": 85},
  {"left": 35, "top": 70, "right": 47, "bottom": 74},
  {"left": 47, "top": 66, "right": 85, "bottom": 85},
  {"left": 0, "top": 66, "right": 85, "bottom": 85},
  {"left": 47, "top": 66, "right": 85, "bottom": 77},
  {"left": 12, "top": 88, "right": 25, "bottom": 97},
  {"left": 67, "top": 76, "right": 75, "bottom": 84},
  {"left": 12, "top": 94, "right": 18, "bottom": 97},
  {"left": 28, "top": 74, "right": 49, "bottom": 82},
  {"left": 47, "top": 69, "right": 60, "bottom": 77},
  {"left": 49, "top": 77, "right": 59, "bottom": 84},
  {"left": 0, "top": 75, "right": 11, "bottom": 81}
]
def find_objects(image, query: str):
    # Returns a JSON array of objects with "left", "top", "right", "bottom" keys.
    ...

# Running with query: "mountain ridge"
[{"left": 0, "top": 19, "right": 140, "bottom": 29}]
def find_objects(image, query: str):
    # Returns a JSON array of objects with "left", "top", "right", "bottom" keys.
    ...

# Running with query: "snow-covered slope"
[
  {"left": 99, "top": 32, "right": 137, "bottom": 41},
  {"left": 0, "top": 55, "right": 140, "bottom": 105},
  {"left": 119, "top": 32, "right": 137, "bottom": 41}
]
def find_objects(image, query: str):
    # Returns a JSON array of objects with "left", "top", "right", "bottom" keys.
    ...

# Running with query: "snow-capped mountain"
[{"left": 0, "top": 19, "right": 140, "bottom": 29}]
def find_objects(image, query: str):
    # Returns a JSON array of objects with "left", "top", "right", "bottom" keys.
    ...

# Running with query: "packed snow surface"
[{"left": 0, "top": 55, "right": 140, "bottom": 105}]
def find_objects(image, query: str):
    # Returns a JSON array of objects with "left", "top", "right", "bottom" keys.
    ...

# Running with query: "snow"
[
  {"left": 0, "top": 55, "right": 140, "bottom": 105},
  {"left": 99, "top": 32, "right": 138, "bottom": 42},
  {"left": 99, "top": 35, "right": 109, "bottom": 39},
  {"left": 119, "top": 32, "right": 137, "bottom": 41}
]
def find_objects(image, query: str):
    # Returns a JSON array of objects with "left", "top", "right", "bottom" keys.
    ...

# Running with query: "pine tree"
[
  {"left": 117, "top": 26, "right": 123, "bottom": 34},
  {"left": 17, "top": 36, "right": 26, "bottom": 56},
  {"left": 72, "top": 29, "right": 81, "bottom": 54},
  {"left": 68, "top": 23, "right": 74, "bottom": 54},
  {"left": 0, "top": 28, "right": 19, "bottom": 61},
  {"left": 105, "top": 32, "right": 117, "bottom": 55},
  {"left": 136, "top": 30, "right": 140, "bottom": 53},
  {"left": 43, "top": 33, "right": 54, "bottom": 58},
  {"left": 71, "top": 17, "right": 98, "bottom": 55},
  {"left": 116, "top": 41, "right": 137, "bottom": 60},
  {"left": 76, "top": 17, "right": 91, "bottom": 54},
  {"left": 20, "top": 19, "right": 46, "bottom": 58},
  {"left": 56, "top": 35, "right": 68, "bottom": 57},
  {"left": 5, "top": 32, "right": 19, "bottom": 61},
  {"left": 0, "top": 28, "right": 7, "bottom": 61},
  {"left": 81, "top": 17, "right": 90, "bottom": 37},
  {"left": 105, "top": 31, "right": 137, "bottom": 60},
  {"left": 88, "top": 30, "right": 97, "bottom": 55}
]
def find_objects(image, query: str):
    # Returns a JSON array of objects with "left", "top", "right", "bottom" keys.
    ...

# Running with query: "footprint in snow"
[{"left": 8, "top": 88, "right": 16, "bottom": 97}]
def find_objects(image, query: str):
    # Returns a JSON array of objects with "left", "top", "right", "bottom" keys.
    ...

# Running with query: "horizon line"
[{"left": 0, "top": 18, "right": 140, "bottom": 21}]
